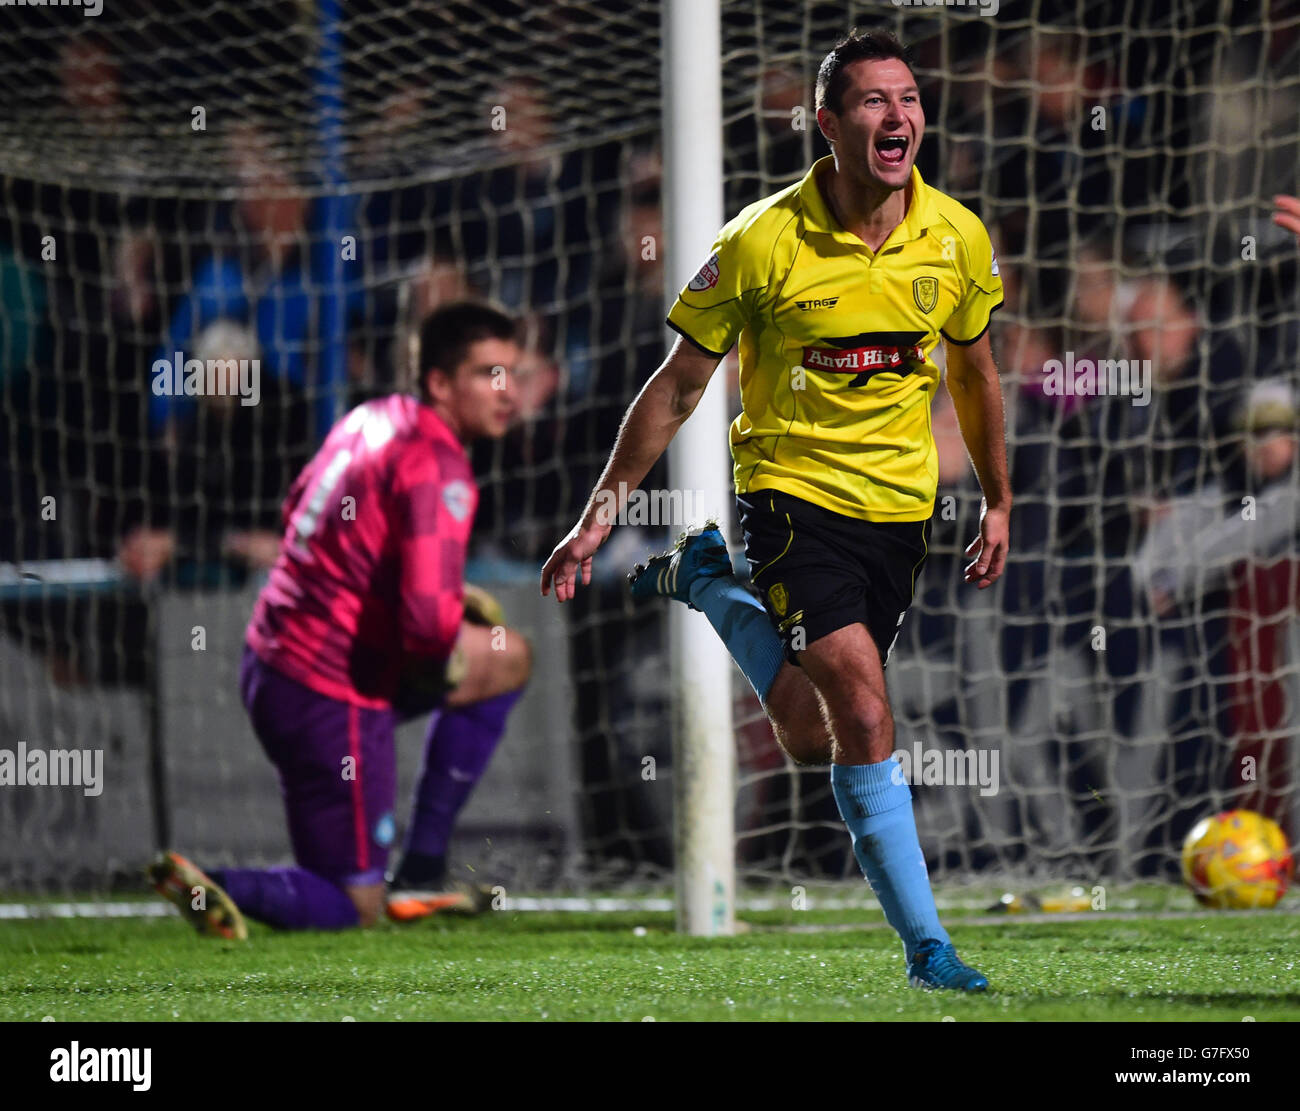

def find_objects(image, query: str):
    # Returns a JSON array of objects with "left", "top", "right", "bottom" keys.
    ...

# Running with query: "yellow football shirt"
[{"left": 667, "top": 155, "right": 1003, "bottom": 521}]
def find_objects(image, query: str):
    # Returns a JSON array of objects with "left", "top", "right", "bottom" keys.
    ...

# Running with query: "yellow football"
[{"left": 1181, "top": 809, "right": 1294, "bottom": 909}]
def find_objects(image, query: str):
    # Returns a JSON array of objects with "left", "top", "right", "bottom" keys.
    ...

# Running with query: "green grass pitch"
[{"left": 2, "top": 904, "right": 1298, "bottom": 1021}]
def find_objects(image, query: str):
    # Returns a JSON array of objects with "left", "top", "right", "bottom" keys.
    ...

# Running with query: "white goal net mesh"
[{"left": 0, "top": 0, "right": 1297, "bottom": 893}]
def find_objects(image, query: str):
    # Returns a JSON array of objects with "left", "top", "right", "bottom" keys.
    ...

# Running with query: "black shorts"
[{"left": 738, "top": 489, "right": 931, "bottom": 666}]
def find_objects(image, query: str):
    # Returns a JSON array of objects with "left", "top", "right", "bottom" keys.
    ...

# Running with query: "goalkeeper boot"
[
  {"left": 147, "top": 851, "right": 248, "bottom": 940},
  {"left": 628, "top": 520, "right": 731, "bottom": 611},
  {"left": 907, "top": 939, "right": 988, "bottom": 992},
  {"left": 386, "top": 881, "right": 493, "bottom": 922}
]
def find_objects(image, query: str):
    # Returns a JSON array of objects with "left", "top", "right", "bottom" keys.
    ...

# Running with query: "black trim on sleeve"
[
  {"left": 666, "top": 318, "right": 730, "bottom": 359},
  {"left": 940, "top": 299, "right": 1004, "bottom": 347}
]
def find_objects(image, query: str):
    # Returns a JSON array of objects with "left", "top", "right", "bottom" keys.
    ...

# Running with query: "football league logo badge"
[{"left": 688, "top": 253, "right": 721, "bottom": 292}]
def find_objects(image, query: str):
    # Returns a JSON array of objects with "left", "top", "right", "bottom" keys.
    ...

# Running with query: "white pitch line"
[
  {"left": 762, "top": 907, "right": 1300, "bottom": 932},
  {"left": 0, "top": 902, "right": 177, "bottom": 920},
  {"left": 0, "top": 896, "right": 1230, "bottom": 920}
]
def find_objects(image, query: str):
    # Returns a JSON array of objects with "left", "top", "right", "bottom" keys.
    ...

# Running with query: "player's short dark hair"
[
  {"left": 815, "top": 29, "right": 914, "bottom": 115},
  {"left": 416, "top": 300, "right": 517, "bottom": 396}
]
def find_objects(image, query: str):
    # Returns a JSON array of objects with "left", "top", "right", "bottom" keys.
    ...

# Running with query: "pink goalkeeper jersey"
[{"left": 247, "top": 394, "right": 477, "bottom": 708}]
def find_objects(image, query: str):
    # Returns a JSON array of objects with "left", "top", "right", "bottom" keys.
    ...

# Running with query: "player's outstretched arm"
[
  {"left": 540, "top": 336, "right": 722, "bottom": 602},
  {"left": 944, "top": 332, "right": 1012, "bottom": 589}
]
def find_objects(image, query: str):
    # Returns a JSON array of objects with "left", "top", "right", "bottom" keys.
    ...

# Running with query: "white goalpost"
[{"left": 662, "top": 0, "right": 735, "bottom": 936}]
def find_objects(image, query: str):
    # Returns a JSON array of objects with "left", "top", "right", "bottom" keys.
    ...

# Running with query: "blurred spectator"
[
  {"left": 346, "top": 255, "right": 473, "bottom": 410},
  {"left": 357, "top": 82, "right": 431, "bottom": 178},
  {"left": 1196, "top": 7, "right": 1300, "bottom": 253},
  {"left": 997, "top": 317, "right": 1071, "bottom": 694},
  {"left": 471, "top": 316, "right": 563, "bottom": 563},
  {"left": 890, "top": 380, "right": 1002, "bottom": 873},
  {"left": 445, "top": 77, "right": 619, "bottom": 321},
  {"left": 1136, "top": 381, "right": 1300, "bottom": 617},
  {"left": 894, "top": 318, "right": 1096, "bottom": 874},
  {"left": 361, "top": 76, "right": 622, "bottom": 403},
  {"left": 121, "top": 320, "right": 311, "bottom": 586},
  {"left": 0, "top": 242, "right": 51, "bottom": 562},
  {"left": 989, "top": 33, "right": 1105, "bottom": 309},
  {"left": 55, "top": 32, "right": 144, "bottom": 182},
  {"left": 1063, "top": 277, "right": 1244, "bottom": 579},
  {"left": 6, "top": 34, "right": 176, "bottom": 561},
  {"left": 725, "top": 61, "right": 816, "bottom": 210},
  {"left": 1131, "top": 379, "right": 1300, "bottom": 834},
  {"left": 558, "top": 145, "right": 683, "bottom": 873},
  {"left": 58, "top": 34, "right": 123, "bottom": 124},
  {"left": 1066, "top": 236, "right": 1138, "bottom": 374},
  {"left": 152, "top": 122, "right": 362, "bottom": 438},
  {"left": 991, "top": 30, "right": 1178, "bottom": 313},
  {"left": 1051, "top": 277, "right": 1248, "bottom": 872}
]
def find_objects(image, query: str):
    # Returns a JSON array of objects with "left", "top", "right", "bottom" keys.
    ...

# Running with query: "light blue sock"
[
  {"left": 688, "top": 574, "right": 785, "bottom": 701},
  {"left": 831, "top": 761, "right": 949, "bottom": 963}
]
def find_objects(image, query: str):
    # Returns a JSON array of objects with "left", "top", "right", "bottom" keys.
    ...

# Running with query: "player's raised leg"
[
  {"left": 629, "top": 523, "right": 833, "bottom": 765},
  {"left": 388, "top": 620, "right": 531, "bottom": 921}
]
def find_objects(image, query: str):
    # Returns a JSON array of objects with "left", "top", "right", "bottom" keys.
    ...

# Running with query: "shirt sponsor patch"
[
  {"left": 801, "top": 331, "right": 927, "bottom": 386},
  {"left": 803, "top": 343, "right": 924, "bottom": 372},
  {"left": 687, "top": 253, "right": 721, "bottom": 292}
]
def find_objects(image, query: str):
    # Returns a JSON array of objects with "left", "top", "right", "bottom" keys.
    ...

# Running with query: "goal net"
[{"left": 0, "top": 0, "right": 1297, "bottom": 896}]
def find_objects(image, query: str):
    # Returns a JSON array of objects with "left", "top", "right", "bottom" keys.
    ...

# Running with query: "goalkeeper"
[
  {"left": 150, "top": 302, "right": 531, "bottom": 935},
  {"left": 542, "top": 31, "right": 1009, "bottom": 991}
]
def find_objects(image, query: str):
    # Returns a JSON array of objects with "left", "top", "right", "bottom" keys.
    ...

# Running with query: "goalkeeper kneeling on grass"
[{"left": 149, "top": 302, "right": 531, "bottom": 936}]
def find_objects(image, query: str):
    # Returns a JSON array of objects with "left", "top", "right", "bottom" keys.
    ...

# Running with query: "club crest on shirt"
[
  {"left": 442, "top": 479, "right": 473, "bottom": 522},
  {"left": 913, "top": 275, "right": 939, "bottom": 314},
  {"left": 688, "top": 253, "right": 721, "bottom": 291}
]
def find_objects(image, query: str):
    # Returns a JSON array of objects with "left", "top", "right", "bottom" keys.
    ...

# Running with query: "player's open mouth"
[{"left": 875, "top": 135, "right": 908, "bottom": 166}]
